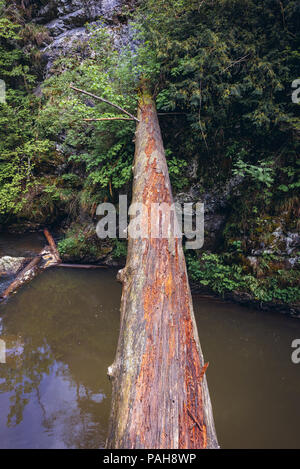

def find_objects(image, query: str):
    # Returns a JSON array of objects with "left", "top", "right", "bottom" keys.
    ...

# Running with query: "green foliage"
[
  {"left": 112, "top": 239, "right": 127, "bottom": 260},
  {"left": 187, "top": 252, "right": 300, "bottom": 304},
  {"left": 166, "top": 152, "right": 188, "bottom": 190},
  {"left": 0, "top": 138, "right": 52, "bottom": 215},
  {"left": 233, "top": 159, "right": 274, "bottom": 187},
  {"left": 139, "top": 0, "right": 300, "bottom": 189},
  {"left": 57, "top": 224, "right": 113, "bottom": 262},
  {"left": 57, "top": 236, "right": 78, "bottom": 257},
  {"left": 0, "top": 1, "right": 55, "bottom": 222},
  {"left": 187, "top": 252, "right": 254, "bottom": 295},
  {"left": 0, "top": 0, "right": 299, "bottom": 307},
  {"left": 36, "top": 25, "right": 142, "bottom": 204},
  {"left": 57, "top": 229, "right": 98, "bottom": 260}
]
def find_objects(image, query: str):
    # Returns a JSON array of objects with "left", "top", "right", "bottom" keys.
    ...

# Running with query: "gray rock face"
[
  {"left": 36, "top": 0, "right": 121, "bottom": 27},
  {"left": 251, "top": 228, "right": 300, "bottom": 258},
  {"left": 286, "top": 232, "right": 300, "bottom": 255},
  {"left": 102, "top": 0, "right": 122, "bottom": 16},
  {"left": 42, "top": 26, "right": 91, "bottom": 72},
  {"left": 175, "top": 174, "right": 299, "bottom": 269},
  {"left": 0, "top": 257, "right": 26, "bottom": 276},
  {"left": 247, "top": 224, "right": 300, "bottom": 274},
  {"left": 32, "top": 0, "right": 129, "bottom": 74}
]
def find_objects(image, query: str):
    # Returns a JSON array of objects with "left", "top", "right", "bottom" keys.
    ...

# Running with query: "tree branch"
[
  {"left": 83, "top": 117, "right": 135, "bottom": 122},
  {"left": 157, "top": 112, "right": 186, "bottom": 116},
  {"left": 222, "top": 54, "right": 250, "bottom": 72},
  {"left": 70, "top": 84, "right": 139, "bottom": 122}
]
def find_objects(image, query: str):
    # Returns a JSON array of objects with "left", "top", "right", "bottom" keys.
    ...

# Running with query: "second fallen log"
[
  {"left": 43, "top": 228, "right": 61, "bottom": 264},
  {"left": 0, "top": 229, "right": 61, "bottom": 301}
]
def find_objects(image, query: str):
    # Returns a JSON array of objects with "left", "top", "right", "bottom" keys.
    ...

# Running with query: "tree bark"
[
  {"left": 106, "top": 91, "right": 218, "bottom": 449},
  {"left": 43, "top": 228, "right": 61, "bottom": 264},
  {"left": 0, "top": 254, "right": 43, "bottom": 300}
]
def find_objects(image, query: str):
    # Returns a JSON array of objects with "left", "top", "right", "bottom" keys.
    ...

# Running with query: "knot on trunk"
[
  {"left": 117, "top": 268, "right": 127, "bottom": 284},
  {"left": 107, "top": 362, "right": 117, "bottom": 380}
]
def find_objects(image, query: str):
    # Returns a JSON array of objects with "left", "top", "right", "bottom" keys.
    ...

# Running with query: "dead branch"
[
  {"left": 157, "top": 112, "right": 186, "bottom": 116},
  {"left": 222, "top": 54, "right": 250, "bottom": 72},
  {"left": 187, "top": 408, "right": 203, "bottom": 432},
  {"left": 83, "top": 117, "right": 135, "bottom": 122},
  {"left": 70, "top": 85, "right": 139, "bottom": 122},
  {"left": 43, "top": 228, "right": 61, "bottom": 263}
]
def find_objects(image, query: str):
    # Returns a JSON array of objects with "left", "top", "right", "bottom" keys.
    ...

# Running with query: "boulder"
[{"left": 0, "top": 257, "right": 27, "bottom": 276}]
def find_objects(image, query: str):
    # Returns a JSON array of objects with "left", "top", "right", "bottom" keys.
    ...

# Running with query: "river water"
[{"left": 0, "top": 237, "right": 299, "bottom": 448}]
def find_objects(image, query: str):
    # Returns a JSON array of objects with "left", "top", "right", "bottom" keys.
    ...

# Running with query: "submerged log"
[
  {"left": 106, "top": 91, "right": 218, "bottom": 449},
  {"left": 56, "top": 263, "right": 107, "bottom": 269}
]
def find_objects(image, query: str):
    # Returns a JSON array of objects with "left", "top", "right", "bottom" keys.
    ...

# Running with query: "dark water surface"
[
  {"left": 0, "top": 232, "right": 45, "bottom": 257},
  {"left": 0, "top": 268, "right": 299, "bottom": 448},
  {"left": 0, "top": 268, "right": 121, "bottom": 449}
]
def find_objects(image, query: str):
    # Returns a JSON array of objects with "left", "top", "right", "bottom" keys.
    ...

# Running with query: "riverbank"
[{"left": 0, "top": 230, "right": 299, "bottom": 317}]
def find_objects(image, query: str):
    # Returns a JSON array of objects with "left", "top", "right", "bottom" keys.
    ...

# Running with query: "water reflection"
[
  {"left": 0, "top": 268, "right": 121, "bottom": 448},
  {"left": 0, "top": 268, "right": 299, "bottom": 448},
  {"left": 0, "top": 232, "right": 45, "bottom": 258}
]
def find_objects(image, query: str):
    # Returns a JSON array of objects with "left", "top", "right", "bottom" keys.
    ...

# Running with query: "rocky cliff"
[{"left": 29, "top": 0, "right": 133, "bottom": 75}]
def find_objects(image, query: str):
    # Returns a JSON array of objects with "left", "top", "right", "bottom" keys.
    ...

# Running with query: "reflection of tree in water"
[
  {"left": 0, "top": 333, "right": 108, "bottom": 447},
  {"left": 40, "top": 379, "right": 107, "bottom": 449},
  {"left": 0, "top": 268, "right": 120, "bottom": 448},
  {"left": 0, "top": 340, "right": 53, "bottom": 427}
]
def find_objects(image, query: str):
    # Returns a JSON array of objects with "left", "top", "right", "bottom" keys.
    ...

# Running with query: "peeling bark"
[
  {"left": 43, "top": 228, "right": 61, "bottom": 264},
  {"left": 106, "top": 91, "right": 218, "bottom": 449}
]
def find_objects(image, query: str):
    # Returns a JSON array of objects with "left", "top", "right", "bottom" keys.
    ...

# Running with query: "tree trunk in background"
[{"left": 106, "top": 90, "right": 218, "bottom": 449}]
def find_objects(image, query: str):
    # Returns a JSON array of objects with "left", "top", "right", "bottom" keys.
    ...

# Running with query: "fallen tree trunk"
[
  {"left": 0, "top": 254, "right": 43, "bottom": 299},
  {"left": 43, "top": 228, "right": 61, "bottom": 263},
  {"left": 0, "top": 229, "right": 60, "bottom": 301},
  {"left": 106, "top": 90, "right": 218, "bottom": 449}
]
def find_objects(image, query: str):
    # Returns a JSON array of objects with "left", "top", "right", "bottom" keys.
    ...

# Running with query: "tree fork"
[{"left": 106, "top": 90, "right": 218, "bottom": 449}]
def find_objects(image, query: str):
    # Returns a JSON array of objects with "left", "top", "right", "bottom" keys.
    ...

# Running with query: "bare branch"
[
  {"left": 83, "top": 117, "right": 135, "bottom": 122},
  {"left": 157, "top": 112, "right": 186, "bottom": 116},
  {"left": 222, "top": 54, "right": 250, "bottom": 72},
  {"left": 70, "top": 84, "right": 139, "bottom": 122}
]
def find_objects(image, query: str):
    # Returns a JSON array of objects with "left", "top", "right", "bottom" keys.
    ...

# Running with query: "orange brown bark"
[{"left": 106, "top": 91, "right": 218, "bottom": 449}]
